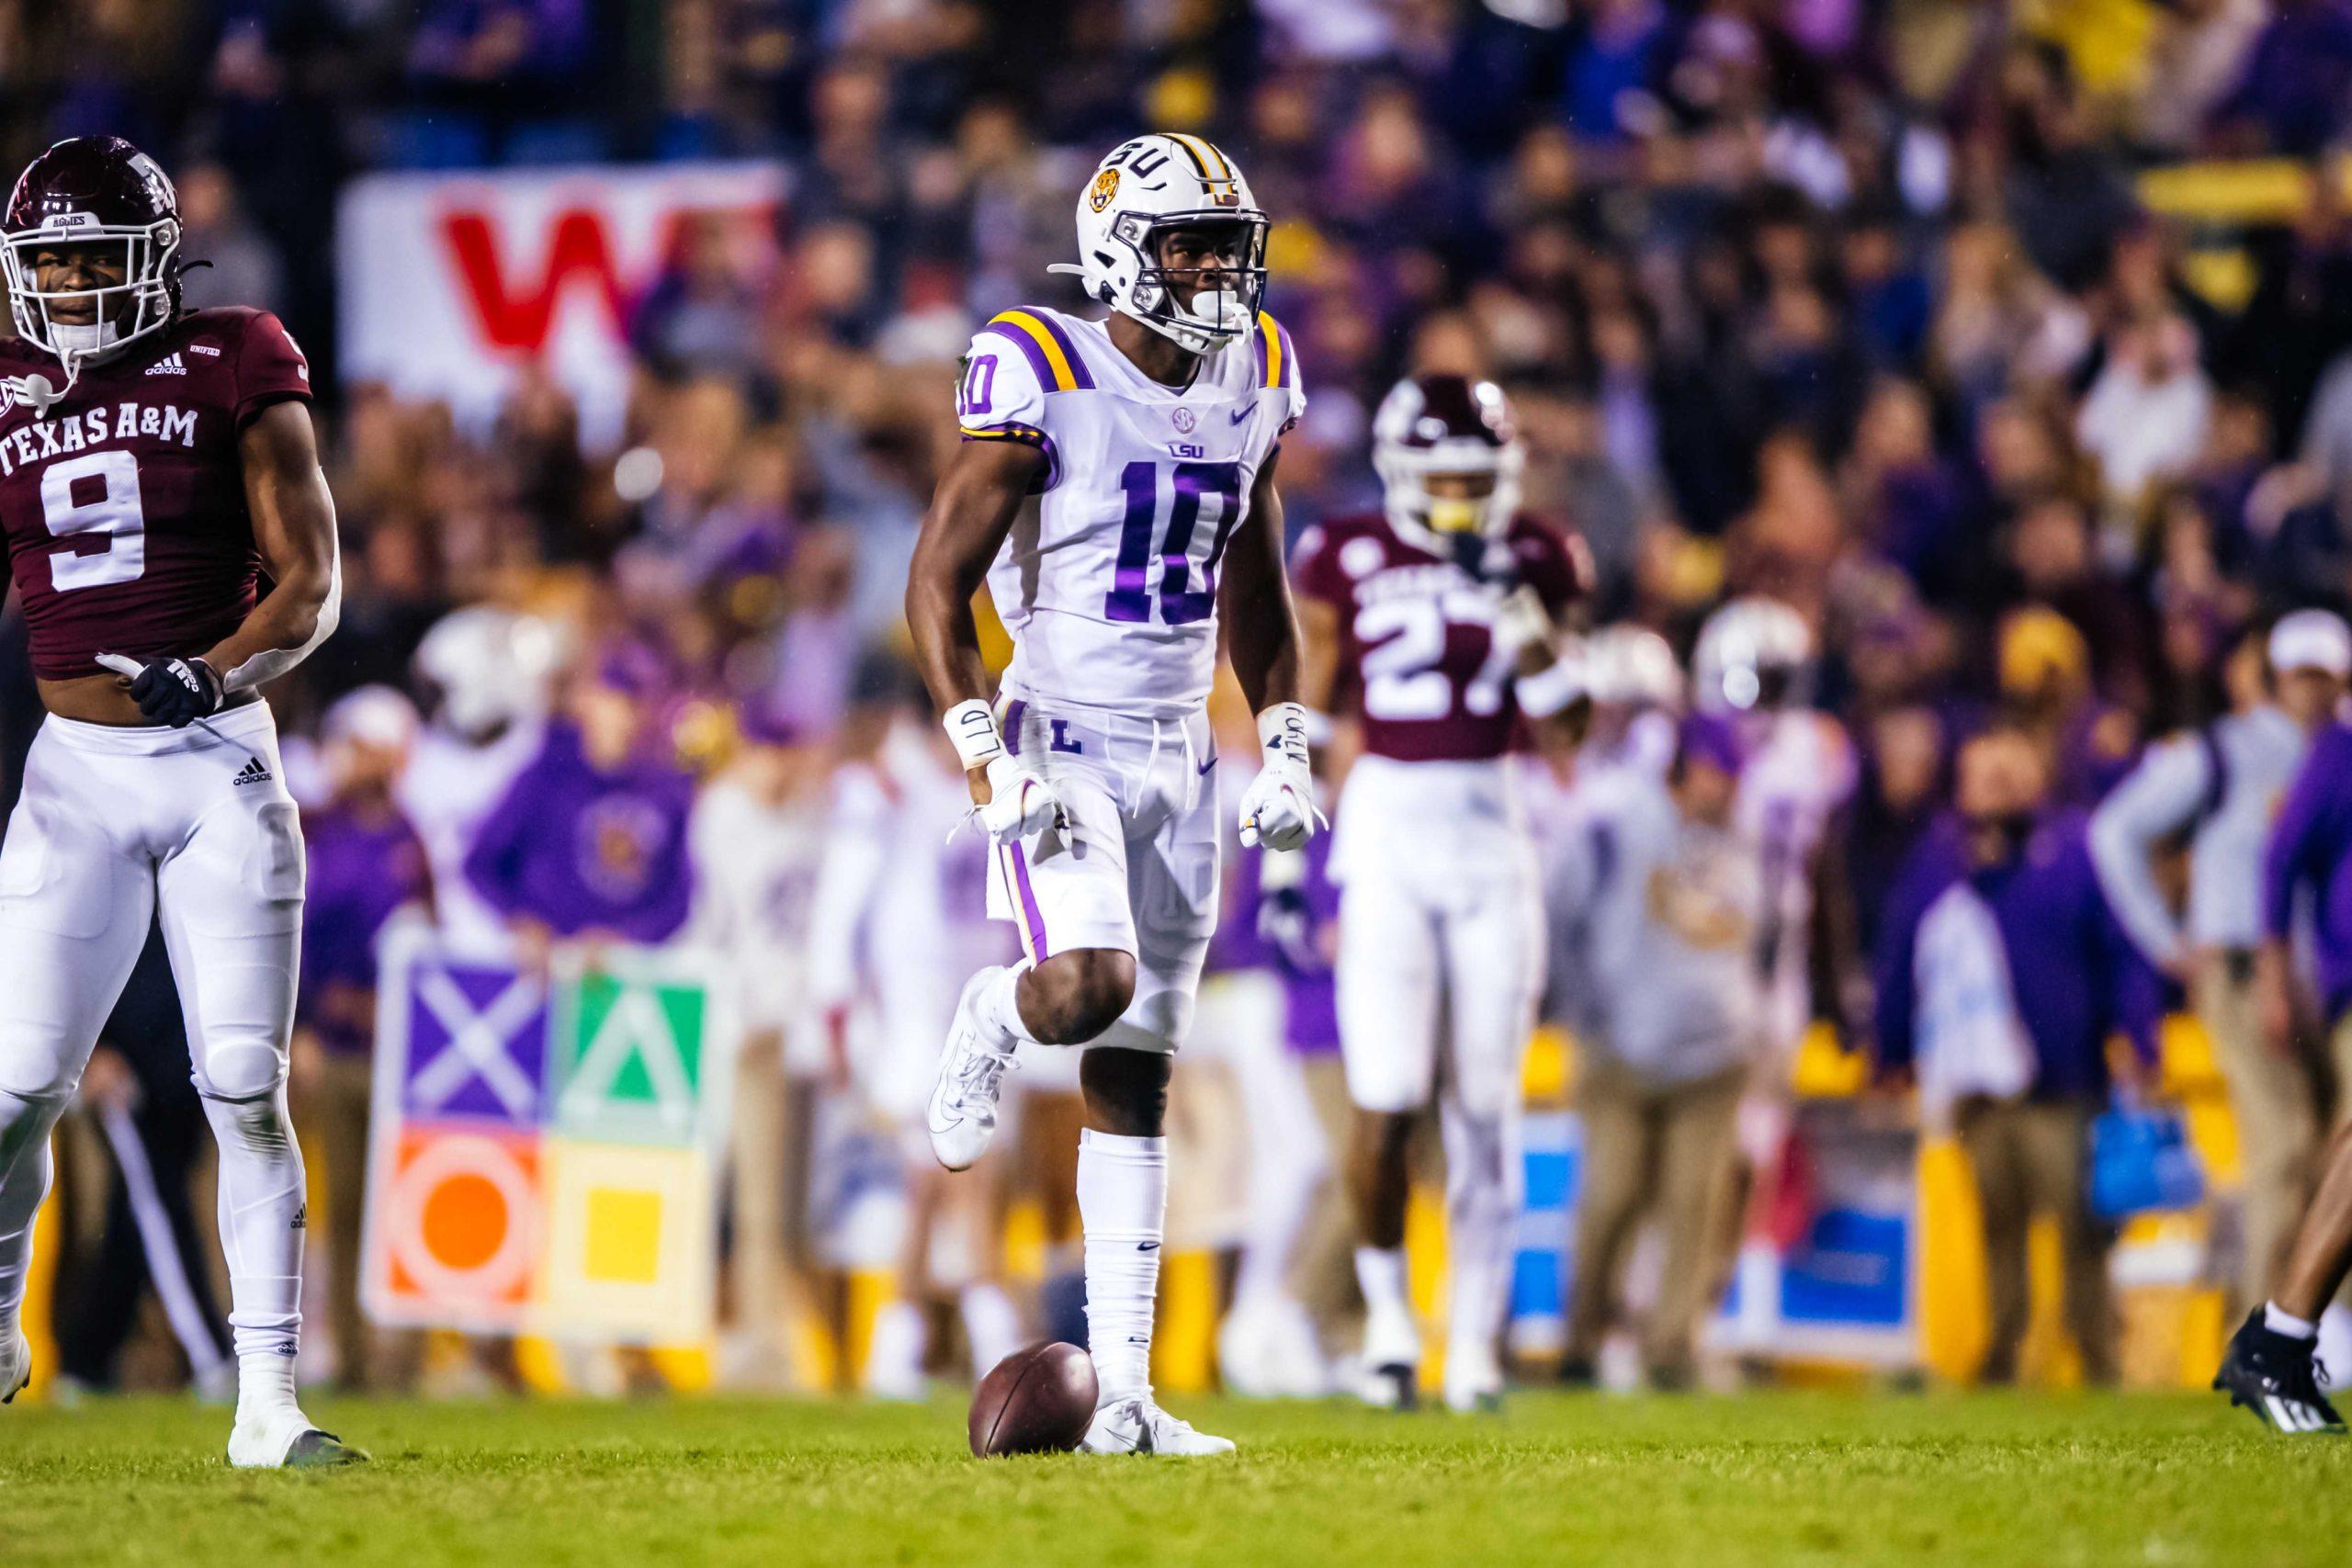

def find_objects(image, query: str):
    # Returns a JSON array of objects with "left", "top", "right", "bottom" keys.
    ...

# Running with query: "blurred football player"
[
  {"left": 905, "top": 133, "right": 1316, "bottom": 1455},
  {"left": 0, "top": 138, "right": 356, "bottom": 1464},
  {"left": 686, "top": 694, "right": 831, "bottom": 1386},
  {"left": 1690, "top": 596, "right": 1856, "bottom": 1358},
  {"left": 400, "top": 604, "right": 561, "bottom": 954},
  {"left": 1293, "top": 373, "right": 1591, "bottom": 1412},
  {"left": 294, "top": 685, "right": 430, "bottom": 1393},
  {"left": 805, "top": 658, "right": 1024, "bottom": 1398},
  {"left": 1581, "top": 623, "right": 1685, "bottom": 780}
]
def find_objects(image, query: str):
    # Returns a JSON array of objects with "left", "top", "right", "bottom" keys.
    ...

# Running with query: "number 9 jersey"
[
  {"left": 0, "top": 307, "right": 311, "bottom": 680},
  {"left": 958, "top": 303, "right": 1304, "bottom": 718}
]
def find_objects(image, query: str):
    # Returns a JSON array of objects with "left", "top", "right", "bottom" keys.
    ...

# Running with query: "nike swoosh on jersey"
[{"left": 1229, "top": 401, "right": 1255, "bottom": 423}]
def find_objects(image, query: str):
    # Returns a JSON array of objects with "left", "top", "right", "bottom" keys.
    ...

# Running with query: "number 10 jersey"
[
  {"left": 957, "top": 304, "right": 1305, "bottom": 719},
  {"left": 0, "top": 307, "right": 312, "bottom": 681}
]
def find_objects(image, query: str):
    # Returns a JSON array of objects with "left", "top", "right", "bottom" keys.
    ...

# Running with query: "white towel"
[{"left": 1914, "top": 880, "right": 2035, "bottom": 1122}]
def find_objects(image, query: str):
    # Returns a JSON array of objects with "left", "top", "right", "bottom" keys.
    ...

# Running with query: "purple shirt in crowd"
[
  {"left": 1876, "top": 809, "right": 2163, "bottom": 1101},
  {"left": 462, "top": 721, "right": 697, "bottom": 944},
  {"left": 2266, "top": 721, "right": 2352, "bottom": 1019},
  {"left": 299, "top": 802, "right": 431, "bottom": 1055}
]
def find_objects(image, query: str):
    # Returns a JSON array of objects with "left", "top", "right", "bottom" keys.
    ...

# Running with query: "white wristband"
[
  {"left": 1515, "top": 646, "right": 1589, "bottom": 719},
  {"left": 1259, "top": 701, "right": 1312, "bottom": 773},
  {"left": 943, "top": 698, "right": 1005, "bottom": 770}
]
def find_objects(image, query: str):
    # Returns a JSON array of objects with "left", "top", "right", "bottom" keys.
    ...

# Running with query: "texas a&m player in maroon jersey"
[
  {"left": 0, "top": 138, "right": 356, "bottom": 1466},
  {"left": 1292, "top": 373, "right": 1589, "bottom": 1414}
]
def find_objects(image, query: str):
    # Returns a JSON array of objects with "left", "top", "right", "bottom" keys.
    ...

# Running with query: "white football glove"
[
  {"left": 1238, "top": 702, "right": 1322, "bottom": 852},
  {"left": 976, "top": 753, "right": 1067, "bottom": 844},
  {"left": 942, "top": 697, "right": 1068, "bottom": 845}
]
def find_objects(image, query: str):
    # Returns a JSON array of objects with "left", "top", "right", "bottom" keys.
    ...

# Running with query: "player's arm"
[
  {"left": 1494, "top": 531, "right": 1592, "bottom": 750},
  {"left": 907, "top": 437, "right": 1037, "bottom": 722},
  {"left": 905, "top": 436, "right": 1062, "bottom": 839},
  {"left": 1224, "top": 453, "right": 1302, "bottom": 714},
  {"left": 209, "top": 400, "right": 342, "bottom": 687},
  {"left": 1295, "top": 593, "right": 1340, "bottom": 716},
  {"left": 1223, "top": 453, "right": 1317, "bottom": 851},
  {"left": 102, "top": 400, "right": 341, "bottom": 727},
  {"left": 2086, "top": 736, "right": 2205, "bottom": 976}
]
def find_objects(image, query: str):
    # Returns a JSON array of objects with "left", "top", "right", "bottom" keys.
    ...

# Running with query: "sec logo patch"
[{"left": 1090, "top": 169, "right": 1119, "bottom": 212}]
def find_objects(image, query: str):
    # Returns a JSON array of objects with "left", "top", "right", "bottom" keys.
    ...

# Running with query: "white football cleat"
[
  {"left": 1443, "top": 1343, "right": 1505, "bottom": 1415},
  {"left": 927, "top": 968, "right": 1019, "bottom": 1171},
  {"left": 227, "top": 1405, "right": 369, "bottom": 1469},
  {"left": 1, "top": 1326, "right": 28, "bottom": 1404},
  {"left": 1079, "top": 1397, "right": 1236, "bottom": 1457}
]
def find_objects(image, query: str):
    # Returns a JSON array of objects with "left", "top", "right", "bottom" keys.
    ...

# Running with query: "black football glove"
[{"left": 106, "top": 653, "right": 224, "bottom": 728}]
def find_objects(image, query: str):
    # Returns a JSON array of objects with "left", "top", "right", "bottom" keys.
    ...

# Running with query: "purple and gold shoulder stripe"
[
  {"left": 1257, "top": 310, "right": 1297, "bottom": 393},
  {"left": 958, "top": 419, "right": 1058, "bottom": 491},
  {"left": 982, "top": 309, "right": 1095, "bottom": 393}
]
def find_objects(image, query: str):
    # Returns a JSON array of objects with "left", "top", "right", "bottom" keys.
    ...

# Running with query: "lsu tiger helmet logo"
[{"left": 1089, "top": 168, "right": 1120, "bottom": 212}]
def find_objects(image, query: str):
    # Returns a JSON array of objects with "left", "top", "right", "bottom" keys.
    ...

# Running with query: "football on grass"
[{"left": 968, "top": 1342, "right": 1097, "bottom": 1457}]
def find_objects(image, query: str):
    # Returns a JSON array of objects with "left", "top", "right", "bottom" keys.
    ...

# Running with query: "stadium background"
[{"left": 2, "top": 0, "right": 2350, "bottom": 1400}]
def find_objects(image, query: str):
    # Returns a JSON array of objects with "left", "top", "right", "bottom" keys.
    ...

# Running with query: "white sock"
[
  {"left": 1355, "top": 1246, "right": 1411, "bottom": 1327},
  {"left": 1441, "top": 1105, "right": 1521, "bottom": 1373},
  {"left": 0, "top": 1089, "right": 67, "bottom": 1338},
  {"left": 979, "top": 963, "right": 1039, "bottom": 1047},
  {"left": 1078, "top": 1129, "right": 1166, "bottom": 1407},
  {"left": 201, "top": 1089, "right": 308, "bottom": 1379},
  {"left": 2267, "top": 1302, "right": 2321, "bottom": 1341}
]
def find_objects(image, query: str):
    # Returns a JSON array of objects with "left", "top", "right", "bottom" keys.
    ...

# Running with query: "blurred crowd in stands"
[{"left": 9, "top": 0, "right": 2352, "bottom": 1392}]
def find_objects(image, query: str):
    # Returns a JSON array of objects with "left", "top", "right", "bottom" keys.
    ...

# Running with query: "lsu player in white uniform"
[
  {"left": 906, "top": 133, "right": 1316, "bottom": 1456},
  {"left": 1689, "top": 597, "right": 1855, "bottom": 1353}
]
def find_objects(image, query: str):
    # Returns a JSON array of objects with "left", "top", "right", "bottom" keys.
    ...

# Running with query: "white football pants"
[{"left": 0, "top": 702, "right": 307, "bottom": 1362}]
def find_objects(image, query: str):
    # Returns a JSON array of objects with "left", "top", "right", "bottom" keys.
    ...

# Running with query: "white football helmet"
[
  {"left": 1692, "top": 597, "right": 1815, "bottom": 715},
  {"left": 1051, "top": 133, "right": 1267, "bottom": 355},
  {"left": 1586, "top": 625, "right": 1685, "bottom": 711},
  {"left": 413, "top": 605, "right": 562, "bottom": 743}
]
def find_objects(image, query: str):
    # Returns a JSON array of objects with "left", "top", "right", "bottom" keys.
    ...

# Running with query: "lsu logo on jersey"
[{"left": 1090, "top": 168, "right": 1120, "bottom": 212}]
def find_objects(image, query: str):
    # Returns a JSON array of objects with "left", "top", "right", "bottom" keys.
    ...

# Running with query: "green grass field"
[{"left": 4, "top": 1389, "right": 2348, "bottom": 1565}]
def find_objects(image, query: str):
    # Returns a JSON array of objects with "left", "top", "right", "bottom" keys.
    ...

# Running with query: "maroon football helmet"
[
  {"left": 1371, "top": 373, "right": 1525, "bottom": 546},
  {"left": 1, "top": 136, "right": 183, "bottom": 372}
]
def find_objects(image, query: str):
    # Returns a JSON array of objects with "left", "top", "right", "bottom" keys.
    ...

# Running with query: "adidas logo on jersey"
[
  {"left": 232, "top": 756, "right": 272, "bottom": 786},
  {"left": 146, "top": 353, "right": 187, "bottom": 376}
]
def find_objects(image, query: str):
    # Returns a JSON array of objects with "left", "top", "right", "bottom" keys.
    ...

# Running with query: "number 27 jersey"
[{"left": 957, "top": 305, "right": 1305, "bottom": 718}]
